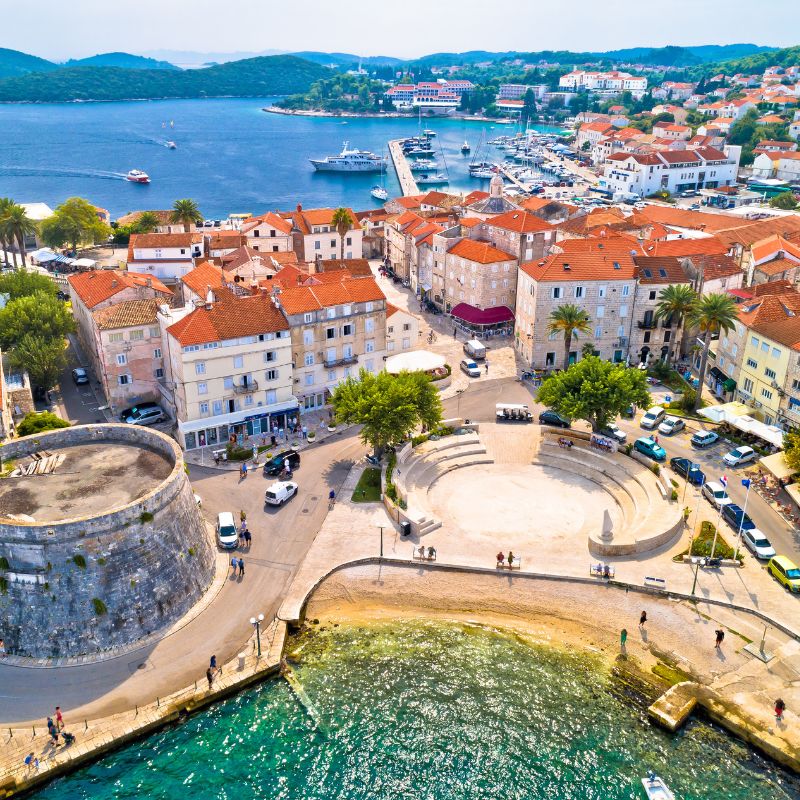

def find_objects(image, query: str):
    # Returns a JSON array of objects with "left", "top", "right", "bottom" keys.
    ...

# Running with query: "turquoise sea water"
[
  {"left": 40, "top": 621, "right": 799, "bottom": 799},
  {"left": 0, "top": 99, "right": 562, "bottom": 218}
]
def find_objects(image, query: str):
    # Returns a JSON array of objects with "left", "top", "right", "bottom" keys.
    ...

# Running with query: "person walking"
[
  {"left": 620, "top": 628, "right": 628, "bottom": 648},
  {"left": 210, "top": 655, "right": 217, "bottom": 671},
  {"left": 206, "top": 667, "right": 214, "bottom": 689},
  {"left": 0, "top": 637, "right": 5, "bottom": 658},
  {"left": 453, "top": 326, "right": 457, "bottom": 339},
  {"left": 244, "top": 529, "right": 252, "bottom": 548},
  {"left": 715, "top": 628, "right": 725, "bottom": 648},
  {"left": 231, "top": 557, "right": 239, "bottom": 578},
  {"left": 507, "top": 550, "right": 515, "bottom": 568},
  {"left": 24, "top": 753, "right": 39, "bottom": 771},
  {"left": 484, "top": 362, "right": 489, "bottom": 375},
  {"left": 639, "top": 611, "right": 647, "bottom": 629},
  {"left": 775, "top": 698, "right": 786, "bottom": 722},
  {"left": 47, "top": 716, "right": 56, "bottom": 739},
  {"left": 238, "top": 558, "right": 245, "bottom": 578},
  {"left": 302, "top": 425, "right": 308, "bottom": 439},
  {"left": 55, "top": 706, "right": 64, "bottom": 732}
]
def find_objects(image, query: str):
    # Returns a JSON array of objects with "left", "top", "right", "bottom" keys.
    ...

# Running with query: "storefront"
[{"left": 450, "top": 303, "right": 515, "bottom": 337}]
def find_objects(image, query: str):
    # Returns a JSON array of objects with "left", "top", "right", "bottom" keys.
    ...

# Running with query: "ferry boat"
[
  {"left": 641, "top": 772, "right": 675, "bottom": 800},
  {"left": 126, "top": 169, "right": 150, "bottom": 184},
  {"left": 310, "top": 142, "right": 385, "bottom": 173}
]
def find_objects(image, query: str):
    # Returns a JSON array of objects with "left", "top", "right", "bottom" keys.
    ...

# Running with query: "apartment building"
[
  {"left": 288, "top": 206, "right": 363, "bottom": 262},
  {"left": 515, "top": 238, "right": 637, "bottom": 369},
  {"left": 240, "top": 212, "right": 294, "bottom": 253},
  {"left": 127, "top": 232, "right": 205, "bottom": 282},
  {"left": 559, "top": 70, "right": 647, "bottom": 97},
  {"left": 386, "top": 304, "right": 419, "bottom": 353},
  {"left": 276, "top": 277, "right": 387, "bottom": 412},
  {"left": 652, "top": 123, "right": 691, "bottom": 141},
  {"left": 473, "top": 210, "right": 554, "bottom": 263},
  {"left": 158, "top": 288, "right": 296, "bottom": 451}
]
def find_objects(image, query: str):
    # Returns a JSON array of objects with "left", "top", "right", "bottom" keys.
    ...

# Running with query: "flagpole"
[{"left": 733, "top": 479, "right": 752, "bottom": 562}]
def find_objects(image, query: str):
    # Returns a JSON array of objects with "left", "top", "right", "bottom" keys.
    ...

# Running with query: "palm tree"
[
  {"left": 331, "top": 207, "right": 353, "bottom": 260},
  {"left": 687, "top": 293, "right": 738, "bottom": 411},
  {"left": 169, "top": 199, "right": 202, "bottom": 233},
  {"left": 547, "top": 304, "right": 592, "bottom": 371},
  {"left": 135, "top": 211, "right": 160, "bottom": 233},
  {"left": 4, "top": 203, "right": 37, "bottom": 269},
  {"left": 0, "top": 197, "right": 14, "bottom": 267},
  {"left": 654, "top": 284, "right": 698, "bottom": 366}
]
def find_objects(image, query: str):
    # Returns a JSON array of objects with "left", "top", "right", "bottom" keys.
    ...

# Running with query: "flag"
[
  {"left": 719, "top": 475, "right": 728, "bottom": 487},
  {"left": 742, "top": 478, "right": 751, "bottom": 489}
]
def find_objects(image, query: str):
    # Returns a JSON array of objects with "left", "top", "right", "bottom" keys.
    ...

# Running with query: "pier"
[
  {"left": 497, "top": 163, "right": 532, "bottom": 193},
  {"left": 388, "top": 139, "right": 419, "bottom": 196}
]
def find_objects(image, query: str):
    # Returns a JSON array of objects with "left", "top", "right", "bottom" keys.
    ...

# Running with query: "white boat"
[
  {"left": 641, "top": 773, "right": 675, "bottom": 800},
  {"left": 165, "top": 141, "right": 177, "bottom": 149},
  {"left": 126, "top": 169, "right": 150, "bottom": 184},
  {"left": 410, "top": 159, "right": 439, "bottom": 172},
  {"left": 471, "top": 169, "right": 495, "bottom": 179},
  {"left": 370, "top": 186, "right": 388, "bottom": 201},
  {"left": 310, "top": 142, "right": 385, "bottom": 173},
  {"left": 461, "top": 140, "right": 471, "bottom": 154},
  {"left": 422, "top": 128, "right": 436, "bottom": 138},
  {"left": 416, "top": 173, "right": 449, "bottom": 185}
]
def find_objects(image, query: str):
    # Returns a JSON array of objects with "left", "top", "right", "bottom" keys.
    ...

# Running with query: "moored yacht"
[
  {"left": 370, "top": 185, "right": 389, "bottom": 201},
  {"left": 310, "top": 142, "right": 385, "bottom": 173}
]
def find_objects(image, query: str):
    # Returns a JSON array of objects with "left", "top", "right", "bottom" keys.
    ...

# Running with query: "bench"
[
  {"left": 589, "top": 563, "right": 615, "bottom": 579},
  {"left": 496, "top": 558, "right": 521, "bottom": 571},
  {"left": 644, "top": 576, "right": 666, "bottom": 589}
]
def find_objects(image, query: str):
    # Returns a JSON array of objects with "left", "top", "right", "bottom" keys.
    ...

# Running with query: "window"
[
  {"left": 266, "top": 369, "right": 278, "bottom": 381},
  {"left": 793, "top": 379, "right": 800, "bottom": 392},
  {"left": 761, "top": 342, "right": 769, "bottom": 353},
  {"left": 327, "top": 307, "right": 336, "bottom": 319},
  {"left": 746, "top": 358, "right": 758, "bottom": 369},
  {"left": 305, "top": 373, "right": 314, "bottom": 386},
  {"left": 117, "top": 374, "right": 130, "bottom": 385},
  {"left": 244, "top": 395, "right": 254, "bottom": 407},
  {"left": 328, "top": 370, "right": 336, "bottom": 381},
  {"left": 153, "top": 348, "right": 162, "bottom": 359},
  {"left": 365, "top": 318, "right": 374, "bottom": 333},
  {"left": 304, "top": 353, "right": 314, "bottom": 366},
  {"left": 303, "top": 330, "right": 314, "bottom": 346},
  {"left": 365, "top": 359, "right": 374, "bottom": 371},
  {"left": 199, "top": 401, "right": 209, "bottom": 416},
  {"left": 387, "top": 341, "right": 396, "bottom": 351},
  {"left": 402, "top": 337, "right": 410, "bottom": 349},
  {"left": 330, "top": 240, "right": 336, "bottom": 248},
  {"left": 233, "top": 354, "right": 243, "bottom": 369},
  {"left": 751, "top": 336, "right": 759, "bottom": 348},
  {"left": 622, "top": 285, "right": 630, "bottom": 297},
  {"left": 108, "top": 332, "right": 123, "bottom": 343},
  {"left": 765, "top": 368, "right": 777, "bottom": 380},
  {"left": 212, "top": 400, "right": 222, "bottom": 416},
  {"left": 594, "top": 326, "right": 602, "bottom": 339},
  {"left": 129, "top": 329, "right": 144, "bottom": 341},
  {"left": 762, "top": 388, "right": 773, "bottom": 400},
  {"left": 575, "top": 286, "right": 584, "bottom": 299},
  {"left": 344, "top": 367, "right": 352, "bottom": 378},
  {"left": 596, "top": 305, "right": 605, "bottom": 318},
  {"left": 155, "top": 367, "right": 164, "bottom": 379},
  {"left": 264, "top": 350, "right": 277, "bottom": 363},
  {"left": 366, "top": 339, "right": 375, "bottom": 353},
  {"left": 346, "top": 236, "right": 352, "bottom": 246},
  {"left": 366, "top": 302, "right": 374, "bottom": 312},
  {"left": 551, "top": 287, "right": 562, "bottom": 300},
  {"left": 648, "top": 290, "right": 656, "bottom": 300},
  {"left": 619, "top": 304, "right": 628, "bottom": 318},
  {"left": 545, "top": 352, "right": 556, "bottom": 366},
  {"left": 342, "top": 324, "right": 353, "bottom": 336},
  {"left": 303, "top": 312, "right": 313, "bottom": 323},
  {"left": 266, "top": 390, "right": 277, "bottom": 404},
  {"left": 598, "top": 286, "right": 606, "bottom": 298},
  {"left": 664, "top": 330, "right": 671, "bottom": 342},
  {"left": 314, "top": 241, "right": 321, "bottom": 250},
  {"left": 150, "top": 327, "right": 160, "bottom": 338},
  {"left": 742, "top": 378, "right": 754, "bottom": 393},
  {"left": 403, "top": 323, "right": 410, "bottom": 331},
  {"left": 198, "top": 382, "right": 208, "bottom": 395},
  {"left": 343, "top": 344, "right": 353, "bottom": 358},
  {"left": 116, "top": 354, "right": 127, "bottom": 366},
  {"left": 195, "top": 361, "right": 206, "bottom": 375},
  {"left": 326, "top": 327, "right": 336, "bottom": 340},
  {"left": 772, "top": 347, "right": 781, "bottom": 359},
  {"left": 223, "top": 376, "right": 234, "bottom": 389},
  {"left": 732, "top": 343, "right": 738, "bottom": 357}
]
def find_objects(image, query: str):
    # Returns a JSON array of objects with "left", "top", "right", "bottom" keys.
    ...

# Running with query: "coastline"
[{"left": 262, "top": 105, "right": 550, "bottom": 125}]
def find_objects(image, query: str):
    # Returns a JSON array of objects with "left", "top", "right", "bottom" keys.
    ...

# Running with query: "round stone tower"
[{"left": 0, "top": 424, "right": 215, "bottom": 659}]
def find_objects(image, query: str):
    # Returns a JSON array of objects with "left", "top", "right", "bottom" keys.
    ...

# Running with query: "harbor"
[{"left": 388, "top": 137, "right": 420, "bottom": 196}]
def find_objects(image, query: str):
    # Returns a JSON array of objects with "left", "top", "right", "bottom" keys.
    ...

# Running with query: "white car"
[
  {"left": 216, "top": 511, "right": 238, "bottom": 550},
  {"left": 658, "top": 416, "right": 685, "bottom": 436},
  {"left": 702, "top": 481, "right": 732, "bottom": 509},
  {"left": 640, "top": 406, "right": 666, "bottom": 430},
  {"left": 265, "top": 480, "right": 298, "bottom": 506},
  {"left": 600, "top": 422, "right": 627, "bottom": 443},
  {"left": 460, "top": 358, "right": 481, "bottom": 378},
  {"left": 741, "top": 528, "right": 776, "bottom": 560},
  {"left": 723, "top": 445, "right": 756, "bottom": 467}
]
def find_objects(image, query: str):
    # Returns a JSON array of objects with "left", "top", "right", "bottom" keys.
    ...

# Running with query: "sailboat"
[{"left": 371, "top": 148, "right": 389, "bottom": 201}]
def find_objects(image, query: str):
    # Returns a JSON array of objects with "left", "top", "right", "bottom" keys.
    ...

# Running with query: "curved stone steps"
[{"left": 409, "top": 447, "right": 490, "bottom": 489}]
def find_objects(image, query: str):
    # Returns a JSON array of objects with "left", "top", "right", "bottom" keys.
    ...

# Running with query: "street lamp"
[{"left": 250, "top": 613, "right": 265, "bottom": 657}]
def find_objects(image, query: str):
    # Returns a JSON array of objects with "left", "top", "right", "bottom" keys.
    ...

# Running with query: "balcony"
[
  {"left": 324, "top": 355, "right": 359, "bottom": 369},
  {"left": 231, "top": 379, "right": 259, "bottom": 394},
  {"left": 636, "top": 319, "right": 658, "bottom": 330}
]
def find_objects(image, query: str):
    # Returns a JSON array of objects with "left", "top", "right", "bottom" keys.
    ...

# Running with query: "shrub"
[
  {"left": 92, "top": 598, "right": 107, "bottom": 616},
  {"left": 16, "top": 411, "right": 70, "bottom": 438},
  {"left": 0, "top": 556, "right": 9, "bottom": 570},
  {"left": 624, "top": 443, "right": 634, "bottom": 456},
  {"left": 96, "top": 557, "right": 106, "bottom": 566},
  {"left": 650, "top": 360, "right": 672, "bottom": 381},
  {"left": 139, "top": 511, "right": 154, "bottom": 524},
  {"left": 187, "top": 547, "right": 195, "bottom": 557},
  {"left": 226, "top": 444, "right": 253, "bottom": 461},
  {"left": 689, "top": 521, "right": 741, "bottom": 561},
  {"left": 650, "top": 462, "right": 661, "bottom": 475},
  {"left": 0, "top": 576, "right": 7, "bottom": 594},
  {"left": 72, "top": 554, "right": 86, "bottom": 569},
  {"left": 678, "top": 388, "right": 696, "bottom": 412},
  {"left": 670, "top": 488, "right": 679, "bottom": 502}
]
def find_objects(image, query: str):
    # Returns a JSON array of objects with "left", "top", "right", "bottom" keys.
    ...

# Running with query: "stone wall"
[{"left": 0, "top": 425, "right": 215, "bottom": 658}]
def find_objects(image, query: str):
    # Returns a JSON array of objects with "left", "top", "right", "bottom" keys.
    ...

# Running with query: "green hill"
[
  {"left": 705, "top": 44, "right": 800, "bottom": 75},
  {"left": 0, "top": 47, "right": 57, "bottom": 79},
  {"left": 65, "top": 52, "right": 179, "bottom": 70},
  {"left": 0, "top": 55, "right": 331, "bottom": 102}
]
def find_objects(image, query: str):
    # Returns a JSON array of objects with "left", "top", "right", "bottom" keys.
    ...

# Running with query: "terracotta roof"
[
  {"left": 752, "top": 234, "right": 800, "bottom": 265},
  {"left": 130, "top": 232, "right": 203, "bottom": 249},
  {"left": 463, "top": 190, "right": 489, "bottom": 205},
  {"left": 635, "top": 236, "right": 729, "bottom": 258},
  {"left": 485, "top": 210, "right": 552, "bottom": 234},
  {"left": 520, "top": 237, "right": 636, "bottom": 282},
  {"left": 392, "top": 195, "right": 425, "bottom": 209},
  {"left": 166, "top": 287, "right": 289, "bottom": 346},
  {"left": 633, "top": 256, "right": 691, "bottom": 284},
  {"left": 751, "top": 279, "right": 796, "bottom": 298},
  {"left": 68, "top": 270, "right": 172, "bottom": 309},
  {"left": 208, "top": 233, "right": 246, "bottom": 250},
  {"left": 316, "top": 259, "right": 373, "bottom": 276},
  {"left": 291, "top": 207, "right": 357, "bottom": 235},
  {"left": 276, "top": 277, "right": 386, "bottom": 315},
  {"left": 93, "top": 298, "right": 163, "bottom": 331},
  {"left": 636, "top": 206, "right": 751, "bottom": 233},
  {"left": 241, "top": 211, "right": 293, "bottom": 235},
  {"left": 683, "top": 253, "right": 742, "bottom": 281},
  {"left": 181, "top": 261, "right": 229, "bottom": 298},
  {"left": 717, "top": 216, "right": 800, "bottom": 249},
  {"left": 386, "top": 302, "right": 401, "bottom": 318},
  {"left": 459, "top": 217, "right": 482, "bottom": 228},
  {"left": 447, "top": 239, "right": 515, "bottom": 264}
]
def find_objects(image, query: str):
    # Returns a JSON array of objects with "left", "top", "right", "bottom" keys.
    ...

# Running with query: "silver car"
[{"left": 460, "top": 358, "right": 481, "bottom": 378}]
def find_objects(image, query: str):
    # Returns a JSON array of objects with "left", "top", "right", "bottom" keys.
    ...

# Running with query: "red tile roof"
[
  {"left": 277, "top": 277, "right": 386, "bottom": 315},
  {"left": 520, "top": 237, "right": 637, "bottom": 282},
  {"left": 447, "top": 239, "right": 515, "bottom": 264},
  {"left": 485, "top": 210, "right": 552, "bottom": 234},
  {"left": 181, "top": 261, "right": 229, "bottom": 298},
  {"left": 68, "top": 270, "right": 172, "bottom": 309}
]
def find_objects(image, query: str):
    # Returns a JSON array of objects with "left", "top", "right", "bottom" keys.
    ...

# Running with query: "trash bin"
[{"left": 400, "top": 521, "right": 411, "bottom": 537}]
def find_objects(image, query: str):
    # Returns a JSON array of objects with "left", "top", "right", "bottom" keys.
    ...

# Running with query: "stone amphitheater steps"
[
  {"left": 410, "top": 446, "right": 490, "bottom": 489},
  {"left": 400, "top": 433, "right": 482, "bottom": 473}
]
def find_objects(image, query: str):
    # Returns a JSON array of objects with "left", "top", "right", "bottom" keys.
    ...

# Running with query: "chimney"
[
  {"left": 111, "top": 278, "right": 118, "bottom": 287},
  {"left": 205, "top": 285, "right": 215, "bottom": 309},
  {"left": 145, "top": 277, "right": 152, "bottom": 288}
]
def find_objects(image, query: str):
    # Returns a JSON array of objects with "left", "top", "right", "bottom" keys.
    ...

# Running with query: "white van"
[
  {"left": 216, "top": 511, "right": 238, "bottom": 549},
  {"left": 265, "top": 480, "right": 298, "bottom": 507},
  {"left": 463, "top": 339, "right": 486, "bottom": 360},
  {"left": 640, "top": 406, "right": 666, "bottom": 430}
]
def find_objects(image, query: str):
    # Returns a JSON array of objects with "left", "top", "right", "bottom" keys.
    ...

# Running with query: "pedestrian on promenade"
[
  {"left": 715, "top": 628, "right": 725, "bottom": 648},
  {"left": 620, "top": 628, "right": 628, "bottom": 648},
  {"left": 238, "top": 558, "right": 245, "bottom": 578},
  {"left": 453, "top": 326, "right": 457, "bottom": 339},
  {"left": 302, "top": 425, "right": 308, "bottom": 439},
  {"left": 775, "top": 698, "right": 786, "bottom": 722},
  {"left": 507, "top": 550, "right": 514, "bottom": 567},
  {"left": 24, "top": 753, "right": 39, "bottom": 771},
  {"left": 206, "top": 667, "right": 214, "bottom": 689},
  {"left": 0, "top": 637, "right": 5, "bottom": 658},
  {"left": 484, "top": 362, "right": 489, "bottom": 375},
  {"left": 639, "top": 611, "right": 647, "bottom": 629},
  {"left": 210, "top": 655, "right": 217, "bottom": 671},
  {"left": 47, "top": 716, "right": 56, "bottom": 737},
  {"left": 496, "top": 551, "right": 505, "bottom": 566},
  {"left": 244, "top": 529, "right": 252, "bottom": 548},
  {"left": 231, "top": 557, "right": 239, "bottom": 577},
  {"left": 55, "top": 706, "right": 64, "bottom": 731}
]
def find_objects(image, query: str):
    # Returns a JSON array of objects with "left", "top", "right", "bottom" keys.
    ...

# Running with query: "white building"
[
  {"left": 127, "top": 232, "right": 205, "bottom": 282},
  {"left": 559, "top": 70, "right": 647, "bottom": 98}
]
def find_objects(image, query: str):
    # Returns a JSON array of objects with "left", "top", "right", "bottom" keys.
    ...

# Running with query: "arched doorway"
[{"left": 639, "top": 346, "right": 650, "bottom": 365}]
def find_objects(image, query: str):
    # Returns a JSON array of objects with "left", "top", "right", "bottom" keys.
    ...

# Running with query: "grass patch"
[
  {"left": 92, "top": 598, "right": 107, "bottom": 616},
  {"left": 673, "top": 520, "right": 743, "bottom": 562},
  {"left": 652, "top": 661, "right": 693, "bottom": 686},
  {"left": 139, "top": 511, "right": 154, "bottom": 524},
  {"left": 352, "top": 467, "right": 382, "bottom": 502},
  {"left": 72, "top": 554, "right": 86, "bottom": 569}
]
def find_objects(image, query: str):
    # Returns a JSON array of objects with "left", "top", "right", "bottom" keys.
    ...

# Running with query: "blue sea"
[{"left": 0, "top": 98, "right": 561, "bottom": 219}]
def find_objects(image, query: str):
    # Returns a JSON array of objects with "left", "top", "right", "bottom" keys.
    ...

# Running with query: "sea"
[
  {"left": 0, "top": 97, "right": 562, "bottom": 220},
  {"left": 37, "top": 620, "right": 800, "bottom": 799}
]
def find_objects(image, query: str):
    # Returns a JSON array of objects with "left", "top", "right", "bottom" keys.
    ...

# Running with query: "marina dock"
[
  {"left": 389, "top": 139, "right": 419, "bottom": 196},
  {"left": 497, "top": 163, "right": 532, "bottom": 193}
]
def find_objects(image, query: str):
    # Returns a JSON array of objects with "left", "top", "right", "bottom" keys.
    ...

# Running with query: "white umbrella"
[{"left": 385, "top": 350, "right": 446, "bottom": 374}]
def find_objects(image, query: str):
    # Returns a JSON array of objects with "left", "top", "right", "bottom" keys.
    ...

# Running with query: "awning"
[
  {"left": 708, "top": 366, "right": 726, "bottom": 382},
  {"left": 450, "top": 303, "right": 514, "bottom": 326},
  {"left": 420, "top": 282, "right": 432, "bottom": 292},
  {"left": 759, "top": 450, "right": 796, "bottom": 481},
  {"left": 730, "top": 415, "right": 784, "bottom": 449},
  {"left": 699, "top": 402, "right": 751, "bottom": 424},
  {"left": 73, "top": 258, "right": 97, "bottom": 269},
  {"left": 385, "top": 350, "right": 446, "bottom": 374},
  {"left": 723, "top": 378, "right": 737, "bottom": 392}
]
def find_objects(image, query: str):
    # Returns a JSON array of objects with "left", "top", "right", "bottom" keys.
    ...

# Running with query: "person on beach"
[
  {"left": 210, "top": 655, "right": 217, "bottom": 671},
  {"left": 244, "top": 528, "right": 252, "bottom": 547},
  {"left": 775, "top": 698, "right": 786, "bottom": 722},
  {"left": 715, "top": 629, "right": 725, "bottom": 648},
  {"left": 24, "top": 753, "right": 39, "bottom": 771},
  {"left": 496, "top": 551, "right": 504, "bottom": 566},
  {"left": 639, "top": 611, "right": 647, "bottom": 629},
  {"left": 231, "top": 557, "right": 239, "bottom": 577},
  {"left": 61, "top": 731, "right": 75, "bottom": 746},
  {"left": 427, "top": 546, "right": 436, "bottom": 559}
]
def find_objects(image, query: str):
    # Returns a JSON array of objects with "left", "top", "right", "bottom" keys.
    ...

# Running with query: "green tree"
[
  {"left": 331, "top": 368, "right": 442, "bottom": 456},
  {"left": 547, "top": 303, "right": 592, "bottom": 371},
  {"left": 0, "top": 292, "right": 76, "bottom": 349},
  {"left": 39, "top": 197, "right": 110, "bottom": 254},
  {"left": 654, "top": 284, "right": 698, "bottom": 365},
  {"left": 16, "top": 410, "right": 70, "bottom": 437},
  {"left": 169, "top": 198, "right": 203, "bottom": 233},
  {"left": 537, "top": 357, "right": 652, "bottom": 432},
  {"left": 135, "top": 211, "right": 161, "bottom": 233},
  {"left": 331, "top": 207, "right": 353, "bottom": 260},
  {"left": 687, "top": 293, "right": 738, "bottom": 411},
  {"left": 1, "top": 203, "right": 37, "bottom": 268},
  {"left": 0, "top": 269, "right": 57, "bottom": 300},
  {"left": 770, "top": 192, "right": 798, "bottom": 210},
  {"left": 10, "top": 334, "right": 67, "bottom": 390},
  {"left": 0, "top": 197, "right": 14, "bottom": 264},
  {"left": 522, "top": 87, "right": 537, "bottom": 123},
  {"left": 783, "top": 428, "right": 800, "bottom": 474}
]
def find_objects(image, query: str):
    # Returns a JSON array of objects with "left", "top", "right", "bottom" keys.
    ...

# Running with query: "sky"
[{"left": 5, "top": 0, "right": 797, "bottom": 62}]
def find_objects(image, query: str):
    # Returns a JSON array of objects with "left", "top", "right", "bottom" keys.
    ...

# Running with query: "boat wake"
[{"left": 0, "top": 166, "right": 129, "bottom": 181}]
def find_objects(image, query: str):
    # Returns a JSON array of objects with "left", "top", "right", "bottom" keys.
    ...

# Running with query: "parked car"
[
  {"left": 658, "top": 416, "right": 685, "bottom": 436},
  {"left": 71, "top": 367, "right": 89, "bottom": 385},
  {"left": 741, "top": 529, "right": 776, "bottom": 560},
  {"left": 767, "top": 555, "right": 800, "bottom": 593},
  {"left": 600, "top": 422, "right": 627, "bottom": 443},
  {"left": 119, "top": 402, "right": 165, "bottom": 426},
  {"left": 721, "top": 502, "right": 756, "bottom": 531},
  {"left": 640, "top": 406, "right": 666, "bottom": 430},
  {"left": 539, "top": 409, "right": 571, "bottom": 428},
  {"left": 264, "top": 480, "right": 298, "bottom": 506},
  {"left": 263, "top": 449, "right": 300, "bottom": 476},
  {"left": 669, "top": 457, "right": 705, "bottom": 485},
  {"left": 691, "top": 430, "right": 719, "bottom": 449},
  {"left": 723, "top": 445, "right": 756, "bottom": 467},
  {"left": 460, "top": 358, "right": 481, "bottom": 378},
  {"left": 634, "top": 436, "right": 666, "bottom": 461},
  {"left": 463, "top": 339, "right": 486, "bottom": 360},
  {"left": 702, "top": 481, "right": 732, "bottom": 509},
  {"left": 215, "top": 511, "right": 238, "bottom": 550}
]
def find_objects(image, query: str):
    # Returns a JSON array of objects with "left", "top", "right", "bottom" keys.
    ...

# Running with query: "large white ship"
[{"left": 310, "top": 142, "right": 386, "bottom": 173}]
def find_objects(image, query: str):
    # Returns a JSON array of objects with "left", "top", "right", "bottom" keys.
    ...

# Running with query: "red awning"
[{"left": 450, "top": 303, "right": 515, "bottom": 326}]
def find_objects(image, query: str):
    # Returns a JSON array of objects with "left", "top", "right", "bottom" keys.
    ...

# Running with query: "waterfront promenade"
[{"left": 388, "top": 138, "right": 419, "bottom": 196}]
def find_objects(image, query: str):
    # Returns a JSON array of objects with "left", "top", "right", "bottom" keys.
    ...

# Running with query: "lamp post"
[
  {"left": 378, "top": 525, "right": 384, "bottom": 558},
  {"left": 690, "top": 553, "right": 701, "bottom": 595},
  {"left": 250, "top": 613, "right": 265, "bottom": 657},
  {"left": 732, "top": 478, "right": 752, "bottom": 561}
]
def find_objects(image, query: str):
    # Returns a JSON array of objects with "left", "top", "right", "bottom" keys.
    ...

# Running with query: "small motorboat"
[
  {"left": 461, "top": 140, "right": 470, "bottom": 154},
  {"left": 416, "top": 173, "right": 449, "bottom": 185},
  {"left": 641, "top": 772, "right": 675, "bottom": 800},
  {"left": 370, "top": 186, "right": 388, "bottom": 201},
  {"left": 422, "top": 128, "right": 436, "bottom": 138},
  {"left": 126, "top": 169, "right": 150, "bottom": 184},
  {"left": 166, "top": 141, "right": 177, "bottom": 149}
]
